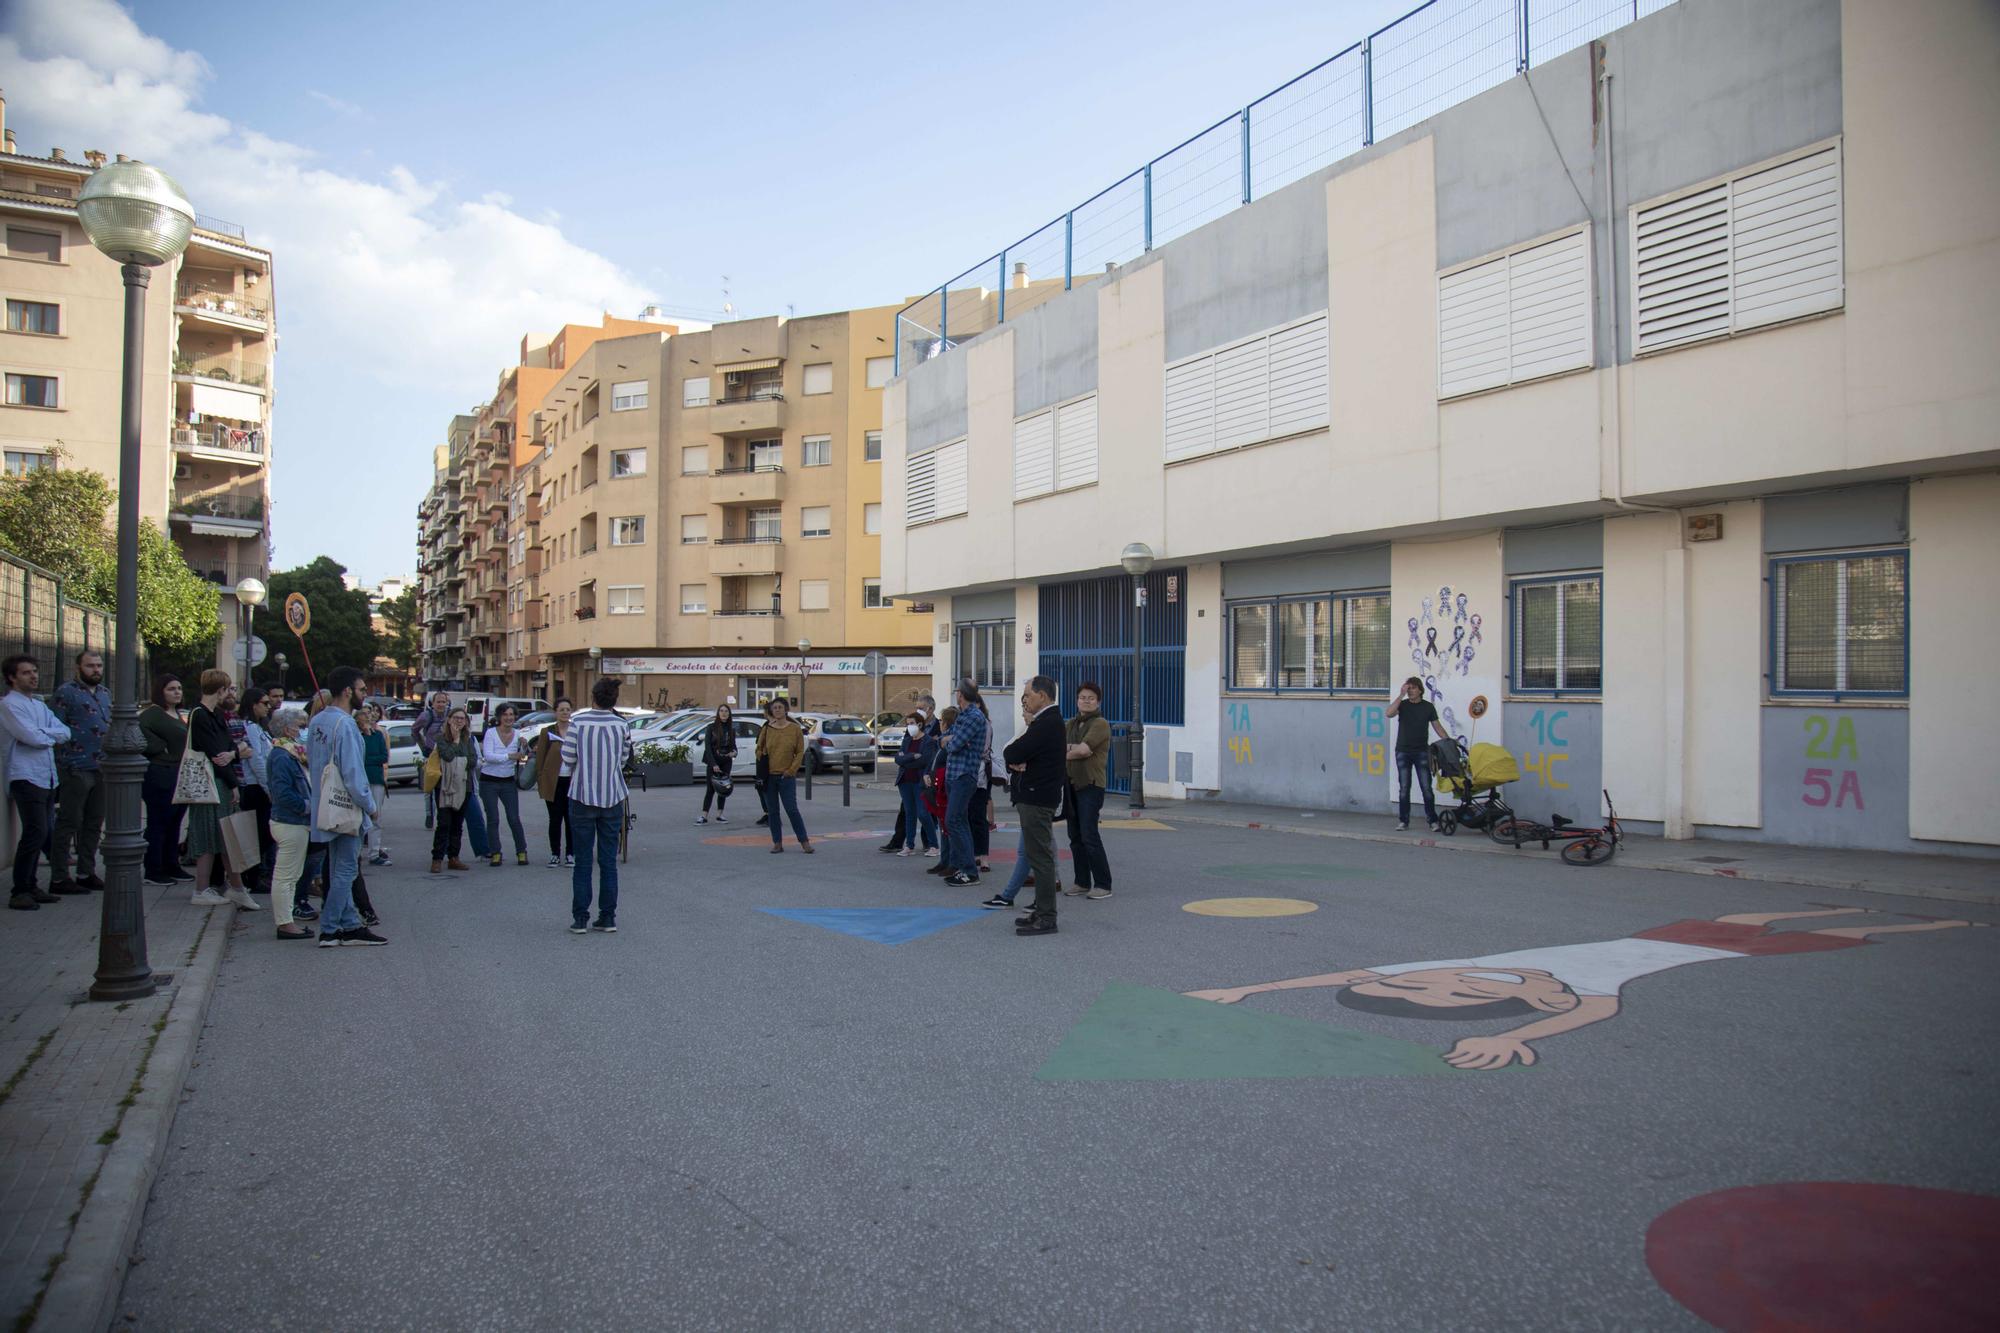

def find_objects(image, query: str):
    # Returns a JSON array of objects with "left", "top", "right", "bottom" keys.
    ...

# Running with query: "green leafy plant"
[{"left": 634, "top": 741, "right": 690, "bottom": 766}]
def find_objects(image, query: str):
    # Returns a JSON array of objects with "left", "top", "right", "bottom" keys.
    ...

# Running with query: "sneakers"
[
  {"left": 1087, "top": 886, "right": 1114, "bottom": 900},
  {"left": 224, "top": 887, "right": 264, "bottom": 911},
  {"left": 769, "top": 845, "right": 784, "bottom": 854},
  {"left": 1426, "top": 819, "right": 1440, "bottom": 832},
  {"left": 944, "top": 872, "right": 979, "bottom": 887},
  {"left": 8, "top": 892, "right": 37, "bottom": 911},
  {"left": 800, "top": 842, "right": 815, "bottom": 855},
  {"left": 591, "top": 921, "right": 618, "bottom": 933},
  {"left": 569, "top": 921, "right": 589, "bottom": 935},
  {"left": 143, "top": 874, "right": 176, "bottom": 887},
  {"left": 879, "top": 842, "right": 902, "bottom": 854},
  {"left": 923, "top": 847, "right": 938, "bottom": 858},
  {"left": 695, "top": 816, "right": 708, "bottom": 825},
  {"left": 48, "top": 879, "right": 88, "bottom": 896},
  {"left": 562, "top": 855, "right": 575, "bottom": 867},
  {"left": 292, "top": 901, "right": 319, "bottom": 922},
  {"left": 190, "top": 888, "right": 228, "bottom": 907},
  {"left": 979, "top": 895, "right": 1013, "bottom": 910},
  {"left": 490, "top": 853, "right": 503, "bottom": 867},
  {"left": 1063, "top": 884, "right": 1089, "bottom": 897},
  {"left": 318, "top": 927, "right": 389, "bottom": 947},
  {"left": 547, "top": 855, "right": 562, "bottom": 867},
  {"left": 897, "top": 848, "right": 916, "bottom": 857},
  {"left": 516, "top": 852, "right": 530, "bottom": 866},
  {"left": 1396, "top": 820, "right": 1410, "bottom": 830},
  {"left": 714, "top": 814, "right": 728, "bottom": 823},
  {"left": 926, "top": 863, "right": 950, "bottom": 877},
  {"left": 1015, "top": 916, "right": 1059, "bottom": 937},
  {"left": 368, "top": 852, "right": 392, "bottom": 867},
  {"left": 77, "top": 874, "right": 105, "bottom": 890},
  {"left": 361, "top": 909, "right": 381, "bottom": 927}
]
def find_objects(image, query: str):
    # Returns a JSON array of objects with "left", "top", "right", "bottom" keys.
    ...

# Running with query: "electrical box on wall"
[
  {"left": 1685, "top": 513, "right": 1724, "bottom": 543},
  {"left": 937, "top": 622, "right": 950, "bottom": 643}
]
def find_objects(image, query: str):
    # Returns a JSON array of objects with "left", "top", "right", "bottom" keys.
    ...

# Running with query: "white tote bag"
[
  {"left": 316, "top": 760, "right": 364, "bottom": 836},
  {"left": 170, "top": 722, "right": 219, "bottom": 807}
]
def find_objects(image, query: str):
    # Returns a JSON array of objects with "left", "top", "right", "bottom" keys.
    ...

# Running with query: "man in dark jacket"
[{"left": 1003, "top": 675, "right": 1066, "bottom": 937}]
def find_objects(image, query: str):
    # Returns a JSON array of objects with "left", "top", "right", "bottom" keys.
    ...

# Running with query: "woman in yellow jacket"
[{"left": 754, "top": 697, "right": 813, "bottom": 853}]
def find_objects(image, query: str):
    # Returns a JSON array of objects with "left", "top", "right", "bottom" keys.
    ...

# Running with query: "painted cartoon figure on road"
[{"left": 1185, "top": 909, "right": 1984, "bottom": 1070}]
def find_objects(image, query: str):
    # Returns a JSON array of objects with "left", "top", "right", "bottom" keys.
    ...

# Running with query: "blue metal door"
[{"left": 1037, "top": 570, "right": 1186, "bottom": 794}]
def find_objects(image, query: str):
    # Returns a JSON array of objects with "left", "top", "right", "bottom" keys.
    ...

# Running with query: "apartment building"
[
  {"left": 533, "top": 306, "right": 933, "bottom": 712},
  {"left": 883, "top": 0, "right": 2000, "bottom": 856},
  {"left": 0, "top": 93, "right": 276, "bottom": 670}
]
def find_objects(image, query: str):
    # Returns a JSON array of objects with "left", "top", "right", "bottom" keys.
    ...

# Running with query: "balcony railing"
[
  {"left": 172, "top": 356, "right": 269, "bottom": 390},
  {"left": 713, "top": 535, "right": 783, "bottom": 546},
  {"left": 174, "top": 286, "right": 270, "bottom": 324},
  {"left": 713, "top": 609, "right": 781, "bottom": 618},
  {"left": 717, "top": 386, "right": 784, "bottom": 404},
  {"left": 172, "top": 491, "right": 265, "bottom": 522},
  {"left": 173, "top": 423, "right": 265, "bottom": 456},
  {"left": 713, "top": 463, "right": 785, "bottom": 477}
]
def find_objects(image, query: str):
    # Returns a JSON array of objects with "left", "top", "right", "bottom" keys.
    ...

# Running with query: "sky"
[{"left": 1, "top": 0, "right": 1414, "bottom": 583}]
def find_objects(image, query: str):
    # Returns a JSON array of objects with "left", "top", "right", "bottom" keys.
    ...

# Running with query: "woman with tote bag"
[
  {"left": 178, "top": 669, "right": 259, "bottom": 911},
  {"left": 429, "top": 708, "right": 476, "bottom": 873}
]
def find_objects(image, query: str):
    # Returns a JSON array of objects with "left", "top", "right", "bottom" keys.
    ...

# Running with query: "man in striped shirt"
[{"left": 560, "top": 676, "right": 633, "bottom": 935}]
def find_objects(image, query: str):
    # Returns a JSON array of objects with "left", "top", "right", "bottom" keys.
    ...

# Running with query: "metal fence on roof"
[{"left": 895, "top": 0, "right": 1675, "bottom": 375}]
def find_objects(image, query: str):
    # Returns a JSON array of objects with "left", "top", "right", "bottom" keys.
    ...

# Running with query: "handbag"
[
  {"left": 516, "top": 748, "right": 539, "bottom": 791},
  {"left": 420, "top": 749, "right": 443, "bottom": 795},
  {"left": 171, "top": 723, "right": 219, "bottom": 806},
  {"left": 317, "top": 760, "right": 364, "bottom": 836},
  {"left": 220, "top": 809, "right": 262, "bottom": 873}
]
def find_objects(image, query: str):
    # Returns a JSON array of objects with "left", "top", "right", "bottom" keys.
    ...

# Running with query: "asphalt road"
[{"left": 118, "top": 779, "right": 2000, "bottom": 1330}]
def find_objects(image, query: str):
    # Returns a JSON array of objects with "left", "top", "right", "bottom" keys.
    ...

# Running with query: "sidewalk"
[{"left": 0, "top": 879, "right": 233, "bottom": 1333}]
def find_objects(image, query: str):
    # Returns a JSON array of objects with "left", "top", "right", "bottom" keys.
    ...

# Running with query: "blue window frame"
[
  {"left": 1226, "top": 591, "right": 1390, "bottom": 694},
  {"left": 1769, "top": 549, "right": 1908, "bottom": 699},
  {"left": 1509, "top": 573, "right": 1602, "bottom": 696}
]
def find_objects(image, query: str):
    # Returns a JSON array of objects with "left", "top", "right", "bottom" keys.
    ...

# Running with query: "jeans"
[
  {"left": 479, "top": 775, "right": 526, "bottom": 855},
  {"left": 945, "top": 773, "right": 979, "bottom": 876},
  {"left": 1396, "top": 749, "right": 1437, "bottom": 824},
  {"left": 51, "top": 766, "right": 105, "bottom": 883},
  {"left": 10, "top": 780, "right": 54, "bottom": 895},
  {"left": 363, "top": 783, "right": 388, "bottom": 857},
  {"left": 897, "top": 781, "right": 936, "bottom": 850},
  {"left": 1064, "top": 783, "right": 1111, "bottom": 890},
  {"left": 999, "top": 828, "right": 1032, "bottom": 902},
  {"left": 316, "top": 832, "right": 363, "bottom": 934},
  {"left": 569, "top": 800, "right": 622, "bottom": 926},
  {"left": 142, "top": 764, "right": 185, "bottom": 881},
  {"left": 969, "top": 784, "right": 991, "bottom": 859},
  {"left": 462, "top": 781, "right": 491, "bottom": 857},
  {"left": 1019, "top": 803, "right": 1060, "bottom": 922},
  {"left": 546, "top": 776, "right": 571, "bottom": 855},
  {"left": 764, "top": 775, "right": 808, "bottom": 846}
]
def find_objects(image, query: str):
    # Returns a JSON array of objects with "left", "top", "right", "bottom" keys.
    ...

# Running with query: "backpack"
[{"left": 1428, "top": 736, "right": 1466, "bottom": 781}]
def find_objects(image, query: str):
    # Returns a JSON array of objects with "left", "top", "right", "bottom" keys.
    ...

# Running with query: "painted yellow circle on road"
[{"left": 1181, "top": 897, "right": 1320, "bottom": 918}]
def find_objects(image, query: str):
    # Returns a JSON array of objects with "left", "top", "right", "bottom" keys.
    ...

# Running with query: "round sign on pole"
[
  {"left": 234, "top": 635, "right": 268, "bottom": 667},
  {"left": 283, "top": 592, "right": 311, "bottom": 637},
  {"left": 862, "top": 651, "right": 889, "bottom": 678}
]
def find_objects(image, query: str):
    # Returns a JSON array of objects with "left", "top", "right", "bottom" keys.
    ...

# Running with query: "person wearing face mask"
[
  {"left": 879, "top": 695, "right": 937, "bottom": 853},
  {"left": 891, "top": 711, "right": 939, "bottom": 856}
]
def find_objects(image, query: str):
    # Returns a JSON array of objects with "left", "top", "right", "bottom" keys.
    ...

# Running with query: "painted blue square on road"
[{"left": 760, "top": 907, "right": 993, "bottom": 945}]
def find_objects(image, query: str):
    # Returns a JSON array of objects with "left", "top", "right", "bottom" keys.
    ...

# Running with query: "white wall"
[
  {"left": 1908, "top": 473, "right": 2000, "bottom": 844},
  {"left": 1602, "top": 511, "right": 1677, "bottom": 823},
  {"left": 1183, "top": 561, "right": 1224, "bottom": 793},
  {"left": 1390, "top": 533, "right": 1507, "bottom": 788},
  {"left": 1684, "top": 499, "right": 1764, "bottom": 829}
]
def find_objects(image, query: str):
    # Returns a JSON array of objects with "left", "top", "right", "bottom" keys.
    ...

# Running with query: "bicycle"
[{"left": 1489, "top": 789, "right": 1622, "bottom": 866}]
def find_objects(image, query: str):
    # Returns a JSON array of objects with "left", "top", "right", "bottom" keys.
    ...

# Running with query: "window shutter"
[
  {"left": 1506, "top": 231, "right": 1592, "bottom": 383},
  {"left": 1013, "top": 410, "right": 1055, "bottom": 500},
  {"left": 1632, "top": 181, "right": 1732, "bottom": 353},
  {"left": 905, "top": 449, "right": 937, "bottom": 526},
  {"left": 933, "top": 440, "right": 968, "bottom": 519},
  {"left": 1731, "top": 144, "right": 1842, "bottom": 331},
  {"left": 1437, "top": 256, "right": 1510, "bottom": 397},
  {"left": 1267, "top": 315, "right": 1328, "bottom": 436},
  {"left": 1055, "top": 395, "right": 1098, "bottom": 489},
  {"left": 1212, "top": 338, "right": 1269, "bottom": 450},
  {"left": 1163, "top": 356, "right": 1215, "bottom": 462}
]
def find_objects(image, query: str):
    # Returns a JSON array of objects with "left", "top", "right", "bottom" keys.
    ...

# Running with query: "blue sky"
[{"left": 5, "top": 0, "right": 1414, "bottom": 582}]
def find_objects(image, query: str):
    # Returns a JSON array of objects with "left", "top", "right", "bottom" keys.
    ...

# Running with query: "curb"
[
  {"left": 1155, "top": 810, "right": 2000, "bottom": 908},
  {"left": 33, "top": 912, "right": 233, "bottom": 1333}
]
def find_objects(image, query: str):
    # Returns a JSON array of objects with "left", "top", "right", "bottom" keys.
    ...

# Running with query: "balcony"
[
  {"left": 171, "top": 356, "right": 269, "bottom": 394},
  {"left": 172, "top": 423, "right": 267, "bottom": 465},
  {"left": 708, "top": 464, "right": 784, "bottom": 506},
  {"left": 168, "top": 489, "right": 264, "bottom": 538},
  {"left": 710, "top": 609, "right": 787, "bottom": 648},
  {"left": 173, "top": 285, "right": 270, "bottom": 334},
  {"left": 709, "top": 537, "right": 784, "bottom": 576},
  {"left": 709, "top": 390, "right": 786, "bottom": 437}
]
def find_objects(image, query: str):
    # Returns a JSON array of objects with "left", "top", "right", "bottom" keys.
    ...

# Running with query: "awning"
[
  {"left": 190, "top": 382, "right": 265, "bottom": 423},
  {"left": 189, "top": 520, "right": 256, "bottom": 537},
  {"left": 714, "top": 357, "right": 779, "bottom": 374}
]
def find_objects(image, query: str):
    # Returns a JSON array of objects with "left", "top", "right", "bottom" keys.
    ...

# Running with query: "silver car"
[
  {"left": 382, "top": 722, "right": 422, "bottom": 786},
  {"left": 796, "top": 714, "right": 877, "bottom": 773}
]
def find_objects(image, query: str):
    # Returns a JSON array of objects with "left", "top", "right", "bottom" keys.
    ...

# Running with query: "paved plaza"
[{"left": 112, "top": 780, "right": 2000, "bottom": 1330}]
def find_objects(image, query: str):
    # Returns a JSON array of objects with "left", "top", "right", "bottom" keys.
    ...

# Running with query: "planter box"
[{"left": 635, "top": 761, "right": 695, "bottom": 787}]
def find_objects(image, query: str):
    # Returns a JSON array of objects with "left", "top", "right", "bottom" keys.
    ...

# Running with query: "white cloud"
[{"left": 306, "top": 89, "right": 365, "bottom": 118}]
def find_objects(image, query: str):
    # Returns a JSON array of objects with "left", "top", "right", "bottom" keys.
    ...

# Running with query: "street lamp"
[
  {"left": 275, "top": 652, "right": 289, "bottom": 696},
  {"left": 77, "top": 160, "right": 195, "bottom": 1002},
  {"left": 1120, "top": 541, "right": 1156, "bottom": 810},
  {"left": 588, "top": 645, "right": 602, "bottom": 702},
  {"left": 234, "top": 577, "right": 266, "bottom": 693},
  {"left": 796, "top": 637, "right": 812, "bottom": 712}
]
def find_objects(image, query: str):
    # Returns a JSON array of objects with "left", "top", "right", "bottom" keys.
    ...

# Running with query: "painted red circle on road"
[{"left": 1646, "top": 1183, "right": 2000, "bottom": 1332}]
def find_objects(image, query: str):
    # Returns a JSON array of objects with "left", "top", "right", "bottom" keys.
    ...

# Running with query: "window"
[
  {"left": 1014, "top": 393, "right": 1100, "bottom": 499},
  {"left": 683, "top": 376, "right": 711, "bottom": 407},
  {"left": 800, "top": 579, "right": 830, "bottom": 611},
  {"left": 862, "top": 578, "right": 884, "bottom": 609},
  {"left": 1165, "top": 313, "right": 1329, "bottom": 462},
  {"left": 864, "top": 430, "right": 882, "bottom": 462},
  {"left": 681, "top": 446, "right": 708, "bottom": 475},
  {"left": 1511, "top": 575, "right": 1603, "bottom": 694},
  {"left": 802, "top": 435, "right": 831, "bottom": 467},
  {"left": 1227, "top": 593, "right": 1391, "bottom": 693},
  {"left": 863, "top": 502, "right": 882, "bottom": 535},
  {"left": 748, "top": 438, "right": 782, "bottom": 470},
  {"left": 802, "top": 362, "right": 833, "bottom": 395},
  {"left": 680, "top": 513, "right": 707, "bottom": 545},
  {"left": 1770, "top": 550, "right": 1907, "bottom": 697},
  {"left": 1632, "top": 142, "right": 1843, "bottom": 355},
  {"left": 610, "top": 448, "right": 646, "bottom": 478},
  {"left": 610, "top": 380, "right": 648, "bottom": 411},
  {"left": 4, "top": 373, "right": 57, "bottom": 408},
  {"left": 680, "top": 583, "right": 708, "bottom": 614},
  {"left": 904, "top": 440, "right": 967, "bottom": 526},
  {"left": 748, "top": 507, "right": 782, "bottom": 542},
  {"left": 1438, "top": 227, "right": 1592, "bottom": 398},
  {"left": 607, "top": 585, "right": 646, "bottom": 616},
  {"left": 956, "top": 620, "right": 1016, "bottom": 690},
  {"left": 610, "top": 516, "right": 646, "bottom": 546},
  {"left": 4, "top": 228, "right": 60, "bottom": 262},
  {"left": 801, "top": 505, "right": 831, "bottom": 538},
  {"left": 5, "top": 299, "right": 59, "bottom": 334},
  {"left": 865, "top": 356, "right": 894, "bottom": 389},
  {"left": 4, "top": 450, "right": 51, "bottom": 476}
]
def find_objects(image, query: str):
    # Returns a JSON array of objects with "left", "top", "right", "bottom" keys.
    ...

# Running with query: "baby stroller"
[{"left": 1432, "top": 738, "right": 1519, "bottom": 836}]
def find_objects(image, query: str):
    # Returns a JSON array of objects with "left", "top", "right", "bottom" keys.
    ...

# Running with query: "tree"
[
  {"left": 381, "top": 586, "right": 420, "bottom": 672},
  {"left": 132, "top": 521, "right": 224, "bottom": 657},
  {"left": 252, "top": 556, "right": 377, "bottom": 695}
]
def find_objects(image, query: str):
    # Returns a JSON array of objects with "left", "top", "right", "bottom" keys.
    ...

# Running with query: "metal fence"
[
  {"left": 896, "top": 0, "right": 1675, "bottom": 373},
  {"left": 0, "top": 551, "right": 145, "bottom": 692}
]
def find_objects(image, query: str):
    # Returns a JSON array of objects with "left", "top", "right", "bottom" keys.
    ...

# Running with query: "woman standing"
[
  {"left": 696, "top": 703, "right": 737, "bottom": 825},
  {"left": 477, "top": 703, "right": 530, "bottom": 866},
  {"left": 534, "top": 699, "right": 573, "bottom": 866},
  {"left": 923, "top": 706, "right": 955, "bottom": 875},
  {"left": 1062, "top": 681, "right": 1114, "bottom": 900},
  {"left": 264, "top": 708, "right": 315, "bottom": 940},
  {"left": 185, "top": 669, "right": 259, "bottom": 911},
  {"left": 755, "top": 698, "right": 812, "bottom": 853},
  {"left": 892, "top": 711, "right": 937, "bottom": 856},
  {"left": 429, "top": 707, "right": 476, "bottom": 873},
  {"left": 239, "top": 690, "right": 277, "bottom": 887},
  {"left": 361, "top": 705, "right": 391, "bottom": 867},
  {"left": 140, "top": 675, "right": 191, "bottom": 886}
]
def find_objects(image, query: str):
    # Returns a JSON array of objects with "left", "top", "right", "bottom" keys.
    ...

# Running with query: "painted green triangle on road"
[{"left": 1036, "top": 982, "right": 1496, "bottom": 1082}]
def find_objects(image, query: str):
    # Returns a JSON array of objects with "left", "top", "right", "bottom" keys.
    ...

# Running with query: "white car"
[{"left": 381, "top": 722, "right": 422, "bottom": 786}]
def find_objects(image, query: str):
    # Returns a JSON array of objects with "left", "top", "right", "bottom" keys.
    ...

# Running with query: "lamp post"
[
  {"left": 77, "top": 160, "right": 194, "bottom": 1002},
  {"left": 796, "top": 637, "right": 812, "bottom": 712},
  {"left": 1120, "top": 542, "right": 1155, "bottom": 810},
  {"left": 275, "top": 652, "right": 289, "bottom": 697},
  {"left": 234, "top": 577, "right": 266, "bottom": 694},
  {"left": 588, "top": 645, "right": 602, "bottom": 702}
]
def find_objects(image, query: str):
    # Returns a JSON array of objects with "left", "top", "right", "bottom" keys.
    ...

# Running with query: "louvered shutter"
[
  {"left": 1055, "top": 395, "right": 1098, "bottom": 489},
  {"left": 1163, "top": 355, "right": 1215, "bottom": 461},
  {"left": 1730, "top": 144, "right": 1842, "bottom": 331},
  {"left": 1267, "top": 315, "right": 1328, "bottom": 435},
  {"left": 933, "top": 440, "right": 968, "bottom": 519},
  {"left": 1212, "top": 337, "right": 1269, "bottom": 450},
  {"left": 1632, "top": 181, "right": 1732, "bottom": 353},
  {"left": 1507, "top": 231, "right": 1592, "bottom": 383},
  {"left": 1438, "top": 256, "right": 1511, "bottom": 396},
  {"left": 905, "top": 449, "right": 937, "bottom": 526},
  {"left": 1013, "top": 411, "right": 1055, "bottom": 500}
]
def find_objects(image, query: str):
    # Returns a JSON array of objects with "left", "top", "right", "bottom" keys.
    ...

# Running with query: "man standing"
[
  {"left": 1004, "top": 675, "right": 1066, "bottom": 937},
  {"left": 561, "top": 676, "right": 632, "bottom": 935},
  {"left": 1387, "top": 675, "right": 1450, "bottom": 832},
  {"left": 2, "top": 656, "right": 70, "bottom": 910},
  {"left": 49, "top": 649, "right": 111, "bottom": 894},
  {"left": 939, "top": 682, "right": 989, "bottom": 887},
  {"left": 307, "top": 666, "right": 387, "bottom": 946}
]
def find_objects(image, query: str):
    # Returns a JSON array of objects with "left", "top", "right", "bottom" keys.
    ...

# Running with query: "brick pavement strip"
[{"left": 0, "top": 879, "right": 233, "bottom": 1332}]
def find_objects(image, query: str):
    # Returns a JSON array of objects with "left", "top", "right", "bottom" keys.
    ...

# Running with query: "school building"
[{"left": 881, "top": 0, "right": 1999, "bottom": 856}]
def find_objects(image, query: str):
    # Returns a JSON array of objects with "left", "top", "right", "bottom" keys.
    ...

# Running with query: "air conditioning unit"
[{"left": 175, "top": 463, "right": 193, "bottom": 480}]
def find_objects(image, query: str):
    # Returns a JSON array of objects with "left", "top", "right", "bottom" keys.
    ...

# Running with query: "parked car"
[
  {"left": 513, "top": 709, "right": 558, "bottom": 743},
  {"left": 471, "top": 696, "right": 547, "bottom": 735},
  {"left": 628, "top": 710, "right": 706, "bottom": 748},
  {"left": 382, "top": 722, "right": 421, "bottom": 786},
  {"left": 796, "top": 714, "right": 876, "bottom": 772}
]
